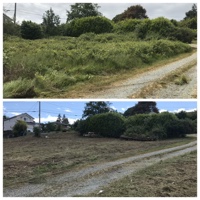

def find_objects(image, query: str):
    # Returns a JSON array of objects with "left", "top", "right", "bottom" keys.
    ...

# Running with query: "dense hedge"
[
  {"left": 77, "top": 113, "right": 125, "bottom": 138},
  {"left": 65, "top": 16, "right": 113, "bottom": 37},
  {"left": 21, "top": 20, "right": 43, "bottom": 40},
  {"left": 113, "top": 17, "right": 196, "bottom": 43},
  {"left": 123, "top": 112, "right": 195, "bottom": 140}
]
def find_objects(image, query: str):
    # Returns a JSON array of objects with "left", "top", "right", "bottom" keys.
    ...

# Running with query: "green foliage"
[
  {"left": 3, "top": 22, "right": 21, "bottom": 37},
  {"left": 42, "top": 8, "right": 61, "bottom": 36},
  {"left": 184, "top": 4, "right": 197, "bottom": 20},
  {"left": 67, "top": 3, "right": 102, "bottom": 22},
  {"left": 174, "top": 74, "right": 189, "bottom": 85},
  {"left": 46, "top": 122, "right": 56, "bottom": 132},
  {"left": 180, "top": 17, "right": 197, "bottom": 29},
  {"left": 3, "top": 36, "right": 192, "bottom": 98},
  {"left": 76, "top": 118, "right": 91, "bottom": 135},
  {"left": 82, "top": 101, "right": 112, "bottom": 118},
  {"left": 89, "top": 113, "right": 125, "bottom": 138},
  {"left": 124, "top": 102, "right": 159, "bottom": 117},
  {"left": 149, "top": 17, "right": 175, "bottom": 37},
  {"left": 33, "top": 127, "right": 41, "bottom": 137},
  {"left": 114, "top": 19, "right": 143, "bottom": 33},
  {"left": 112, "top": 5, "right": 148, "bottom": 22},
  {"left": 21, "top": 20, "right": 43, "bottom": 40},
  {"left": 124, "top": 112, "right": 182, "bottom": 140},
  {"left": 65, "top": 16, "right": 113, "bottom": 37},
  {"left": 13, "top": 120, "right": 27, "bottom": 137},
  {"left": 169, "top": 27, "right": 195, "bottom": 43}
]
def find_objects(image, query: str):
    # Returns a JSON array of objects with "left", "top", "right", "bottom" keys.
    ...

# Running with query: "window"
[{"left": 24, "top": 118, "right": 26, "bottom": 121}]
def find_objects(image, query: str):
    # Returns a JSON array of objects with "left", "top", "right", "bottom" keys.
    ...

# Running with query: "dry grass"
[
  {"left": 89, "top": 150, "right": 197, "bottom": 197},
  {"left": 3, "top": 131, "right": 196, "bottom": 188},
  {"left": 132, "top": 59, "right": 197, "bottom": 98}
]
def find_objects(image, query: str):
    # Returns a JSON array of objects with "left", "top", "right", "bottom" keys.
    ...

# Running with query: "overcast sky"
[
  {"left": 3, "top": 3, "right": 195, "bottom": 24},
  {"left": 3, "top": 101, "right": 197, "bottom": 124}
]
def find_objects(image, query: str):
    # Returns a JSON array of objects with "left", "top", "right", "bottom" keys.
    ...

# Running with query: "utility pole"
[
  {"left": 39, "top": 101, "right": 41, "bottom": 136},
  {"left": 14, "top": 3, "right": 17, "bottom": 24}
]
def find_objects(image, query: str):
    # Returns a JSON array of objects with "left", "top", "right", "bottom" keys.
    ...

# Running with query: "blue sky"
[{"left": 3, "top": 101, "right": 197, "bottom": 124}]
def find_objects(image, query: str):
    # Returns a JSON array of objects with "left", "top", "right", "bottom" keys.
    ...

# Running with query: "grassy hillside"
[{"left": 3, "top": 34, "right": 192, "bottom": 98}]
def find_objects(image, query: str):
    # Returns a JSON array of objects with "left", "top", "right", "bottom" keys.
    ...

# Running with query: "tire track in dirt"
[
  {"left": 3, "top": 141, "right": 197, "bottom": 197},
  {"left": 85, "top": 51, "right": 197, "bottom": 99}
]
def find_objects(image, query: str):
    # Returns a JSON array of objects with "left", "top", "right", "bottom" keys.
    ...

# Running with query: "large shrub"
[
  {"left": 149, "top": 17, "right": 175, "bottom": 37},
  {"left": 114, "top": 19, "right": 143, "bottom": 33},
  {"left": 123, "top": 112, "right": 186, "bottom": 140},
  {"left": 21, "top": 20, "right": 43, "bottom": 40},
  {"left": 169, "top": 27, "right": 195, "bottom": 43},
  {"left": 12, "top": 120, "right": 27, "bottom": 137},
  {"left": 89, "top": 112, "right": 125, "bottom": 138},
  {"left": 65, "top": 16, "right": 113, "bottom": 37}
]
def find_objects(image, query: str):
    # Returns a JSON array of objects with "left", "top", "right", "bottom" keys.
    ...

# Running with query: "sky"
[
  {"left": 3, "top": 101, "right": 197, "bottom": 124},
  {"left": 3, "top": 2, "right": 195, "bottom": 24}
]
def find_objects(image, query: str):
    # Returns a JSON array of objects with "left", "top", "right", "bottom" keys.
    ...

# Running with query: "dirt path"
[
  {"left": 84, "top": 51, "right": 197, "bottom": 99},
  {"left": 145, "top": 64, "right": 197, "bottom": 98},
  {"left": 3, "top": 141, "right": 197, "bottom": 197}
]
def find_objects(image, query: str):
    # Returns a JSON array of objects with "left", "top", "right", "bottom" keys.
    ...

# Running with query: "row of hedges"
[
  {"left": 14, "top": 16, "right": 196, "bottom": 43},
  {"left": 76, "top": 112, "right": 196, "bottom": 140}
]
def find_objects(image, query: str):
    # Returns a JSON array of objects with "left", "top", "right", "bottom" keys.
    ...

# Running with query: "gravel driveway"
[
  {"left": 85, "top": 51, "right": 197, "bottom": 99},
  {"left": 4, "top": 141, "right": 197, "bottom": 197}
]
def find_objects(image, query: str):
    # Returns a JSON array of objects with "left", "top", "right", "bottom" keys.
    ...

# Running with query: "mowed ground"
[{"left": 3, "top": 131, "right": 197, "bottom": 194}]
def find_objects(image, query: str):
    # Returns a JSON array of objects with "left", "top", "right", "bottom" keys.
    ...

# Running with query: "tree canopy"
[
  {"left": 124, "top": 102, "right": 159, "bottom": 117},
  {"left": 42, "top": 8, "right": 60, "bottom": 36},
  {"left": 82, "top": 101, "right": 112, "bottom": 118},
  {"left": 112, "top": 5, "right": 148, "bottom": 22},
  {"left": 184, "top": 4, "right": 197, "bottom": 20},
  {"left": 67, "top": 3, "right": 102, "bottom": 22}
]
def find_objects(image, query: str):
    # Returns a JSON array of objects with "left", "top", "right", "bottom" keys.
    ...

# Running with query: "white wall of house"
[{"left": 4, "top": 113, "right": 37, "bottom": 132}]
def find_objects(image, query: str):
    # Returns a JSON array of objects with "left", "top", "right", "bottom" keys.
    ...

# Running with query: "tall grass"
[{"left": 3, "top": 34, "right": 192, "bottom": 98}]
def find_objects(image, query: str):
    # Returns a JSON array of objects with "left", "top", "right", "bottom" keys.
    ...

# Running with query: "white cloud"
[
  {"left": 65, "top": 109, "right": 72, "bottom": 113},
  {"left": 172, "top": 108, "right": 197, "bottom": 113},
  {"left": 34, "top": 115, "right": 57, "bottom": 123},
  {"left": 10, "top": 112, "right": 22, "bottom": 116},
  {"left": 121, "top": 108, "right": 126, "bottom": 111},
  {"left": 111, "top": 106, "right": 117, "bottom": 110},
  {"left": 159, "top": 109, "right": 168, "bottom": 113},
  {"left": 57, "top": 107, "right": 61, "bottom": 110},
  {"left": 68, "top": 118, "right": 79, "bottom": 125}
]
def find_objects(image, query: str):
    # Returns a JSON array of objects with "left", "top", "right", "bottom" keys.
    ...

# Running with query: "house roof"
[
  {"left": 4, "top": 113, "right": 34, "bottom": 121},
  {"left": 3, "top": 13, "right": 13, "bottom": 22}
]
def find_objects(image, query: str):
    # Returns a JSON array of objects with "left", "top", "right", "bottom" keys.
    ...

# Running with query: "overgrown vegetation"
[
  {"left": 75, "top": 108, "right": 197, "bottom": 141},
  {"left": 3, "top": 36, "right": 192, "bottom": 98},
  {"left": 3, "top": 4, "right": 197, "bottom": 98}
]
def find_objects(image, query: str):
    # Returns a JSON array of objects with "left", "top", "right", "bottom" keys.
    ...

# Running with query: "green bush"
[
  {"left": 33, "top": 126, "right": 40, "bottom": 137},
  {"left": 3, "top": 22, "right": 21, "bottom": 37},
  {"left": 13, "top": 120, "right": 27, "bottom": 137},
  {"left": 169, "top": 27, "right": 195, "bottom": 43},
  {"left": 114, "top": 19, "right": 143, "bottom": 33},
  {"left": 89, "top": 112, "right": 125, "bottom": 138},
  {"left": 76, "top": 118, "right": 92, "bottom": 135},
  {"left": 165, "top": 119, "right": 191, "bottom": 138},
  {"left": 65, "top": 16, "right": 113, "bottom": 37},
  {"left": 149, "top": 17, "right": 175, "bottom": 37},
  {"left": 179, "top": 17, "right": 197, "bottom": 29},
  {"left": 21, "top": 20, "right": 43, "bottom": 40}
]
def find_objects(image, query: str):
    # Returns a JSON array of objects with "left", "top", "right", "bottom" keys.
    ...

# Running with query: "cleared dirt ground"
[{"left": 3, "top": 131, "right": 197, "bottom": 197}]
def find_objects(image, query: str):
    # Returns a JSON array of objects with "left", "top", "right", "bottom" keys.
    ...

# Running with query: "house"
[
  {"left": 3, "top": 13, "right": 13, "bottom": 23},
  {"left": 3, "top": 113, "right": 38, "bottom": 132}
]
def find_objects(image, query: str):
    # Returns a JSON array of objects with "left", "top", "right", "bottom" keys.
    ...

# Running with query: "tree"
[
  {"left": 21, "top": 20, "right": 43, "bottom": 40},
  {"left": 57, "top": 114, "right": 62, "bottom": 122},
  {"left": 42, "top": 8, "right": 60, "bottom": 36},
  {"left": 67, "top": 3, "right": 102, "bottom": 22},
  {"left": 82, "top": 101, "right": 112, "bottom": 118},
  {"left": 184, "top": 4, "right": 197, "bottom": 20},
  {"left": 124, "top": 102, "right": 159, "bottom": 117},
  {"left": 112, "top": 5, "right": 148, "bottom": 22},
  {"left": 12, "top": 120, "right": 27, "bottom": 137},
  {"left": 62, "top": 114, "right": 69, "bottom": 124}
]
